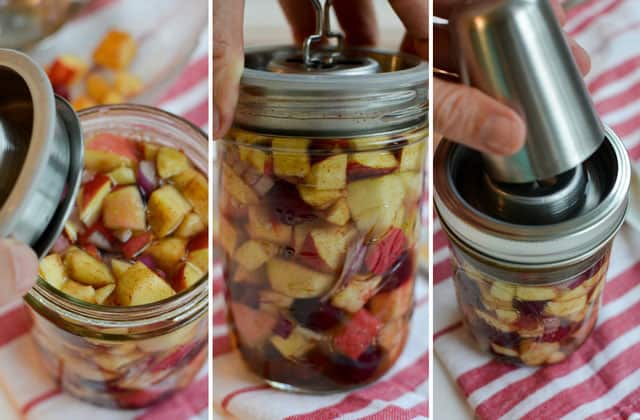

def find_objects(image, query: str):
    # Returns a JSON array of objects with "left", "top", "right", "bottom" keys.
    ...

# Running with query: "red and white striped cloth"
[
  {"left": 212, "top": 261, "right": 428, "bottom": 420},
  {"left": 0, "top": 1, "right": 209, "bottom": 418},
  {"left": 434, "top": 1, "right": 640, "bottom": 419}
]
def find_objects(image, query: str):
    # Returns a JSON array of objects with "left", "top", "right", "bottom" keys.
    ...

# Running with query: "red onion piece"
[
  {"left": 137, "top": 161, "right": 157, "bottom": 195},
  {"left": 88, "top": 230, "right": 113, "bottom": 251},
  {"left": 81, "top": 170, "right": 96, "bottom": 184},
  {"left": 138, "top": 254, "right": 157, "bottom": 271}
]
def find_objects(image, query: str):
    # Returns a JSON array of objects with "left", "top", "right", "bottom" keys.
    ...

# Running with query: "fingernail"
[{"left": 479, "top": 116, "right": 524, "bottom": 155}]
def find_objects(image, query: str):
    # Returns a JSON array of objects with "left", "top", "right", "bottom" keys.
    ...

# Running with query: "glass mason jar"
[
  {"left": 25, "top": 105, "right": 209, "bottom": 408},
  {"left": 434, "top": 126, "right": 630, "bottom": 367},
  {"left": 217, "top": 46, "right": 428, "bottom": 392}
]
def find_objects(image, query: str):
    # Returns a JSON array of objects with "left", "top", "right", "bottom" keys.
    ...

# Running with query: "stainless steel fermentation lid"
[
  {"left": 434, "top": 125, "right": 630, "bottom": 267},
  {"left": 234, "top": 0, "right": 427, "bottom": 137},
  {"left": 449, "top": 0, "right": 604, "bottom": 183},
  {"left": 0, "top": 49, "right": 83, "bottom": 256}
]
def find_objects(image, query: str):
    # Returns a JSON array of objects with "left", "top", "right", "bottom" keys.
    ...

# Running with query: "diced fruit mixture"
[
  {"left": 39, "top": 133, "right": 209, "bottom": 306},
  {"left": 33, "top": 132, "right": 209, "bottom": 408},
  {"left": 30, "top": 312, "right": 207, "bottom": 409},
  {"left": 46, "top": 30, "right": 143, "bottom": 110},
  {"left": 219, "top": 127, "right": 426, "bottom": 391},
  {"left": 450, "top": 246, "right": 610, "bottom": 366}
]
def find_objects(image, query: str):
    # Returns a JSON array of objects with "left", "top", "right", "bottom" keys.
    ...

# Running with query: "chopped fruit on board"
[
  {"left": 40, "top": 134, "right": 208, "bottom": 308},
  {"left": 93, "top": 30, "right": 137, "bottom": 71}
]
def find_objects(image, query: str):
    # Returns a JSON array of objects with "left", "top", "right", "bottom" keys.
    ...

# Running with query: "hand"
[
  {"left": 0, "top": 239, "right": 38, "bottom": 306},
  {"left": 434, "top": 0, "right": 591, "bottom": 155},
  {"left": 213, "top": 0, "right": 428, "bottom": 139}
]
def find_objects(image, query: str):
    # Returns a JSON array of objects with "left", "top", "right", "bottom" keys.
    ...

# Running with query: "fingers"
[
  {"left": 0, "top": 239, "right": 38, "bottom": 305},
  {"left": 569, "top": 37, "right": 592, "bottom": 75},
  {"left": 434, "top": 78, "right": 526, "bottom": 155},
  {"left": 389, "top": 0, "right": 428, "bottom": 58},
  {"left": 279, "top": 0, "right": 378, "bottom": 46},
  {"left": 213, "top": 0, "right": 245, "bottom": 139}
]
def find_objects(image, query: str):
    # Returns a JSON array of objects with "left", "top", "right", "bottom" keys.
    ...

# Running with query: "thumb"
[
  {"left": 0, "top": 239, "right": 38, "bottom": 305},
  {"left": 213, "top": 0, "right": 245, "bottom": 139},
  {"left": 434, "top": 78, "right": 526, "bottom": 156}
]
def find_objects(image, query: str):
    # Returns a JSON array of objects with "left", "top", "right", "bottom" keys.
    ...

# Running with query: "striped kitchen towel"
[
  {"left": 434, "top": 1, "right": 640, "bottom": 419},
  {"left": 0, "top": 1, "right": 210, "bottom": 419}
]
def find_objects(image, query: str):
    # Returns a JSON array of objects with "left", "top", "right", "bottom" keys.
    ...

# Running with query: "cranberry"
[
  {"left": 265, "top": 182, "right": 316, "bottom": 226},
  {"left": 290, "top": 299, "right": 344, "bottom": 331},
  {"left": 379, "top": 251, "right": 415, "bottom": 292},
  {"left": 329, "top": 345, "right": 383, "bottom": 384},
  {"left": 273, "top": 316, "right": 294, "bottom": 339},
  {"left": 491, "top": 331, "right": 521, "bottom": 348},
  {"left": 513, "top": 300, "right": 547, "bottom": 317}
]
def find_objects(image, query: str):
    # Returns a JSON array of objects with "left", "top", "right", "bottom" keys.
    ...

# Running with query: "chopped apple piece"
[
  {"left": 519, "top": 341, "right": 559, "bottom": 366},
  {"left": 398, "top": 171, "right": 423, "bottom": 204},
  {"left": 86, "top": 73, "right": 111, "bottom": 102},
  {"left": 101, "top": 90, "right": 124, "bottom": 105},
  {"left": 272, "top": 138, "right": 311, "bottom": 178},
  {"left": 230, "top": 303, "right": 277, "bottom": 347},
  {"left": 544, "top": 296, "right": 587, "bottom": 317},
  {"left": 148, "top": 185, "right": 192, "bottom": 237},
  {"left": 93, "top": 30, "right": 137, "bottom": 71},
  {"left": 239, "top": 146, "right": 271, "bottom": 174},
  {"left": 475, "top": 309, "right": 514, "bottom": 333},
  {"left": 64, "top": 247, "right": 115, "bottom": 287},
  {"left": 156, "top": 147, "right": 191, "bottom": 179},
  {"left": 64, "top": 220, "right": 80, "bottom": 242},
  {"left": 347, "top": 174, "right": 404, "bottom": 234},
  {"left": 299, "top": 224, "right": 355, "bottom": 273},
  {"left": 39, "top": 254, "right": 68, "bottom": 289},
  {"left": 102, "top": 186, "right": 146, "bottom": 231},
  {"left": 321, "top": 198, "right": 351, "bottom": 226},
  {"left": 47, "top": 55, "right": 88, "bottom": 87},
  {"left": 116, "top": 262, "right": 175, "bottom": 306},
  {"left": 222, "top": 163, "right": 259, "bottom": 205},
  {"left": 347, "top": 151, "right": 398, "bottom": 179},
  {"left": 378, "top": 319, "right": 408, "bottom": 361},
  {"left": 108, "top": 167, "right": 136, "bottom": 185},
  {"left": 175, "top": 213, "right": 206, "bottom": 239},
  {"left": 186, "top": 231, "right": 208, "bottom": 273},
  {"left": 267, "top": 259, "right": 334, "bottom": 298},
  {"left": 259, "top": 290, "right": 294, "bottom": 310},
  {"left": 79, "top": 174, "right": 112, "bottom": 226},
  {"left": 247, "top": 206, "right": 292, "bottom": 245},
  {"left": 142, "top": 142, "right": 160, "bottom": 161},
  {"left": 398, "top": 141, "right": 425, "bottom": 171},
  {"left": 218, "top": 216, "right": 238, "bottom": 257},
  {"left": 114, "top": 72, "right": 143, "bottom": 97},
  {"left": 270, "top": 327, "right": 315, "bottom": 359},
  {"left": 61, "top": 280, "right": 96, "bottom": 304},
  {"left": 331, "top": 275, "right": 382, "bottom": 313},
  {"left": 71, "top": 96, "right": 96, "bottom": 111},
  {"left": 369, "top": 279, "right": 414, "bottom": 322},
  {"left": 111, "top": 259, "right": 133, "bottom": 279},
  {"left": 305, "top": 154, "right": 347, "bottom": 189},
  {"left": 178, "top": 170, "right": 208, "bottom": 224},
  {"left": 122, "top": 232, "right": 153, "bottom": 260},
  {"left": 234, "top": 240, "right": 278, "bottom": 271},
  {"left": 491, "top": 343, "right": 519, "bottom": 357},
  {"left": 297, "top": 186, "right": 343, "bottom": 209},
  {"left": 95, "top": 284, "right": 116, "bottom": 305},
  {"left": 173, "top": 262, "right": 204, "bottom": 292},
  {"left": 146, "top": 238, "right": 188, "bottom": 273},
  {"left": 85, "top": 133, "right": 138, "bottom": 172},
  {"left": 516, "top": 286, "right": 557, "bottom": 301},
  {"left": 490, "top": 282, "right": 516, "bottom": 302}
]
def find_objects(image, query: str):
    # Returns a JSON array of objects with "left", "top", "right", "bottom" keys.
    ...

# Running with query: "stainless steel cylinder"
[
  {"left": 0, "top": 49, "right": 83, "bottom": 254},
  {"left": 449, "top": 0, "right": 604, "bottom": 183}
]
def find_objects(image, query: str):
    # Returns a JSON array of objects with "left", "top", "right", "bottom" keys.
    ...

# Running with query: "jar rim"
[{"left": 25, "top": 104, "right": 209, "bottom": 338}]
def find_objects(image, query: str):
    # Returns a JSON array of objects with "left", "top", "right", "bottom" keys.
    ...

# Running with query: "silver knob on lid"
[{"left": 449, "top": 0, "right": 604, "bottom": 184}]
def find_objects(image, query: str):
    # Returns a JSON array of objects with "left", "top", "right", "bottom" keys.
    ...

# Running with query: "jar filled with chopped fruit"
[
  {"left": 27, "top": 104, "right": 209, "bottom": 408},
  {"left": 217, "top": 45, "right": 427, "bottom": 392},
  {"left": 434, "top": 127, "right": 630, "bottom": 366}
]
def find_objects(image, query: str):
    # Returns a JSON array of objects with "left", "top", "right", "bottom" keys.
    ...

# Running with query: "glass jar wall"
[{"left": 218, "top": 125, "right": 426, "bottom": 392}]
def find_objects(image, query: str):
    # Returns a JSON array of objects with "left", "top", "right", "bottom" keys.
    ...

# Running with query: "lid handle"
[{"left": 303, "top": 0, "right": 344, "bottom": 67}]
